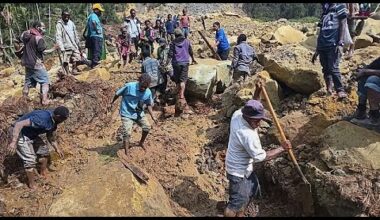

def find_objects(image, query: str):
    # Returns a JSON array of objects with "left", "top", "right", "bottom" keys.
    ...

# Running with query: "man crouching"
[{"left": 7, "top": 106, "right": 69, "bottom": 189}]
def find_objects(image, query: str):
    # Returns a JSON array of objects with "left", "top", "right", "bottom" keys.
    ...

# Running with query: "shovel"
[{"left": 259, "top": 78, "right": 314, "bottom": 215}]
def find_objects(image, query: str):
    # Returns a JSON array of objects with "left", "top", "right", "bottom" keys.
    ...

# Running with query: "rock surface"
[{"left": 273, "top": 25, "right": 306, "bottom": 45}]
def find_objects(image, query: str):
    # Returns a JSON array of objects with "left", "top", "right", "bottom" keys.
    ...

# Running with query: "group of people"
[{"left": 6, "top": 3, "right": 380, "bottom": 217}]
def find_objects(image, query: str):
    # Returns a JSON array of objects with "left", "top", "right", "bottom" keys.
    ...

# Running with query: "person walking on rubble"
[
  {"left": 109, "top": 74, "right": 158, "bottom": 155},
  {"left": 167, "top": 28, "right": 197, "bottom": 115},
  {"left": 157, "top": 38, "right": 173, "bottom": 97},
  {"left": 351, "top": 56, "right": 380, "bottom": 126},
  {"left": 179, "top": 8, "right": 191, "bottom": 38},
  {"left": 230, "top": 34, "right": 258, "bottom": 84},
  {"left": 7, "top": 106, "right": 69, "bottom": 189},
  {"left": 224, "top": 81, "right": 291, "bottom": 217},
  {"left": 312, "top": 3, "right": 348, "bottom": 99},
  {"left": 165, "top": 14, "right": 176, "bottom": 43},
  {"left": 84, "top": 3, "right": 104, "bottom": 69},
  {"left": 124, "top": 9, "right": 142, "bottom": 61},
  {"left": 116, "top": 27, "right": 132, "bottom": 68},
  {"left": 212, "top": 21, "right": 230, "bottom": 60},
  {"left": 21, "top": 21, "right": 56, "bottom": 105},
  {"left": 56, "top": 10, "right": 89, "bottom": 75}
]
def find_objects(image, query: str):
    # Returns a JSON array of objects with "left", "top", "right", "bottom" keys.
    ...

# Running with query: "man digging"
[
  {"left": 7, "top": 106, "right": 69, "bottom": 190},
  {"left": 109, "top": 74, "right": 158, "bottom": 155},
  {"left": 224, "top": 81, "right": 291, "bottom": 217}
]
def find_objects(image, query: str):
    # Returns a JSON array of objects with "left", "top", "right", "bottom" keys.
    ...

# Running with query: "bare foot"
[
  {"left": 42, "top": 99, "right": 51, "bottom": 106},
  {"left": 139, "top": 143, "right": 146, "bottom": 151},
  {"left": 28, "top": 182, "right": 37, "bottom": 190},
  {"left": 40, "top": 170, "right": 49, "bottom": 179}
]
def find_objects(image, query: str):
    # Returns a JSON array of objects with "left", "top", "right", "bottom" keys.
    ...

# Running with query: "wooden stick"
[
  {"left": 260, "top": 82, "right": 310, "bottom": 186},
  {"left": 198, "top": 30, "right": 221, "bottom": 60},
  {"left": 36, "top": 3, "right": 40, "bottom": 21},
  {"left": 48, "top": 4, "right": 51, "bottom": 35}
]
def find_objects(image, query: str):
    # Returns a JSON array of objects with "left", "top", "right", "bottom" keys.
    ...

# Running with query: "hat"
[
  {"left": 53, "top": 106, "right": 70, "bottom": 119},
  {"left": 158, "top": 38, "right": 167, "bottom": 46},
  {"left": 92, "top": 3, "right": 105, "bottom": 12},
  {"left": 241, "top": 100, "right": 269, "bottom": 120},
  {"left": 174, "top": 28, "right": 183, "bottom": 37}
]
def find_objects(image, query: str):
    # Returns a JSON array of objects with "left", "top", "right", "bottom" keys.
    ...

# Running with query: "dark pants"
[
  {"left": 217, "top": 48, "right": 230, "bottom": 60},
  {"left": 226, "top": 173, "right": 260, "bottom": 212},
  {"left": 318, "top": 47, "right": 344, "bottom": 92},
  {"left": 357, "top": 57, "right": 380, "bottom": 107},
  {"left": 172, "top": 63, "right": 189, "bottom": 84},
  {"left": 90, "top": 36, "right": 103, "bottom": 68}
]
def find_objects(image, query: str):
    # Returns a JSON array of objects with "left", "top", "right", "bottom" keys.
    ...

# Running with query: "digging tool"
[
  {"left": 117, "top": 150, "right": 149, "bottom": 184},
  {"left": 258, "top": 77, "right": 314, "bottom": 215},
  {"left": 197, "top": 30, "right": 221, "bottom": 61},
  {"left": 201, "top": 16, "right": 206, "bottom": 31}
]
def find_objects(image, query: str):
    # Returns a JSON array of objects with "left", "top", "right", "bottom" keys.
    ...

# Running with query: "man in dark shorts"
[
  {"left": 351, "top": 56, "right": 380, "bottom": 126},
  {"left": 7, "top": 106, "right": 69, "bottom": 189},
  {"left": 167, "top": 28, "right": 197, "bottom": 113},
  {"left": 224, "top": 82, "right": 291, "bottom": 217}
]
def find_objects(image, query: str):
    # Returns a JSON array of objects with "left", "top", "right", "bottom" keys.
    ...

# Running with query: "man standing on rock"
[
  {"left": 109, "top": 74, "right": 158, "bottom": 155},
  {"left": 165, "top": 14, "right": 176, "bottom": 43},
  {"left": 21, "top": 21, "right": 56, "bottom": 105},
  {"left": 351, "top": 57, "right": 380, "bottom": 126},
  {"left": 56, "top": 10, "right": 86, "bottom": 75},
  {"left": 230, "top": 34, "right": 258, "bottom": 83},
  {"left": 167, "top": 28, "right": 197, "bottom": 115},
  {"left": 84, "top": 3, "right": 104, "bottom": 69},
  {"left": 213, "top": 22, "right": 230, "bottom": 61},
  {"left": 224, "top": 82, "right": 291, "bottom": 217},
  {"left": 7, "top": 106, "right": 69, "bottom": 189},
  {"left": 179, "top": 8, "right": 190, "bottom": 38},
  {"left": 315, "top": 3, "right": 348, "bottom": 98}
]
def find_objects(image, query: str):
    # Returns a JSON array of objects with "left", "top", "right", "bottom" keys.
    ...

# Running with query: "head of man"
[
  {"left": 121, "top": 27, "right": 128, "bottom": 37},
  {"left": 142, "top": 44, "right": 151, "bottom": 59},
  {"left": 53, "top": 106, "right": 70, "bottom": 124},
  {"left": 155, "top": 19, "right": 162, "bottom": 27},
  {"left": 241, "top": 100, "right": 268, "bottom": 129},
  {"left": 167, "top": 14, "right": 172, "bottom": 20},
  {"left": 212, "top": 22, "right": 220, "bottom": 32},
  {"left": 61, "top": 10, "right": 70, "bottom": 23},
  {"left": 138, "top": 73, "right": 151, "bottom": 92},
  {"left": 144, "top": 20, "right": 151, "bottom": 28},
  {"left": 32, "top": 21, "right": 46, "bottom": 35},
  {"left": 130, "top": 9, "right": 136, "bottom": 18},
  {"left": 92, "top": 3, "right": 104, "bottom": 16},
  {"left": 174, "top": 28, "right": 183, "bottom": 38},
  {"left": 183, "top": 8, "right": 187, "bottom": 15},
  {"left": 237, "top": 33, "right": 247, "bottom": 45},
  {"left": 158, "top": 38, "right": 167, "bottom": 49}
]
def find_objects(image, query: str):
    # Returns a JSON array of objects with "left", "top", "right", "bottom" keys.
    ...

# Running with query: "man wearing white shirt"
[
  {"left": 124, "top": 9, "right": 141, "bottom": 61},
  {"left": 224, "top": 82, "right": 291, "bottom": 217}
]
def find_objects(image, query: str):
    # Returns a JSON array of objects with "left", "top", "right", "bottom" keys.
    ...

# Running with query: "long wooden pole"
[
  {"left": 48, "top": 4, "right": 51, "bottom": 34},
  {"left": 36, "top": 3, "right": 40, "bottom": 21},
  {"left": 260, "top": 83, "right": 310, "bottom": 186},
  {"left": 198, "top": 30, "right": 221, "bottom": 60}
]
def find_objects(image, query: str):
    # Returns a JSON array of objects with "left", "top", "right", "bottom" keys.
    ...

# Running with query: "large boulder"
[
  {"left": 187, "top": 59, "right": 231, "bottom": 99},
  {"left": 48, "top": 161, "right": 174, "bottom": 217},
  {"left": 258, "top": 45, "right": 324, "bottom": 95},
  {"left": 354, "top": 34, "right": 373, "bottom": 49},
  {"left": 319, "top": 121, "right": 380, "bottom": 170},
  {"left": 273, "top": 25, "right": 307, "bottom": 45},
  {"left": 362, "top": 18, "right": 380, "bottom": 36},
  {"left": 301, "top": 35, "right": 317, "bottom": 50}
]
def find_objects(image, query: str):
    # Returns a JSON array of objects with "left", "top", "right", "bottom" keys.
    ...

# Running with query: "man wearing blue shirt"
[
  {"left": 7, "top": 106, "right": 69, "bottom": 189},
  {"left": 85, "top": 3, "right": 104, "bottom": 68},
  {"left": 165, "top": 14, "right": 176, "bottom": 42},
  {"left": 213, "top": 22, "right": 230, "bottom": 60},
  {"left": 110, "top": 74, "right": 158, "bottom": 155}
]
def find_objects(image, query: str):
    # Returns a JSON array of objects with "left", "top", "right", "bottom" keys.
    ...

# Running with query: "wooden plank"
[
  {"left": 117, "top": 150, "right": 149, "bottom": 184},
  {"left": 197, "top": 30, "right": 221, "bottom": 61}
]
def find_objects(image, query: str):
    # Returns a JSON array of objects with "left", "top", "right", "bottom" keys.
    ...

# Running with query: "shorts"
[
  {"left": 25, "top": 67, "right": 50, "bottom": 88},
  {"left": 16, "top": 135, "right": 50, "bottom": 169},
  {"left": 226, "top": 172, "right": 260, "bottom": 212},
  {"left": 121, "top": 116, "right": 151, "bottom": 140},
  {"left": 364, "top": 75, "right": 380, "bottom": 93},
  {"left": 181, "top": 27, "right": 190, "bottom": 38},
  {"left": 233, "top": 70, "right": 249, "bottom": 82},
  {"left": 63, "top": 49, "right": 82, "bottom": 64},
  {"left": 172, "top": 63, "right": 189, "bottom": 84}
]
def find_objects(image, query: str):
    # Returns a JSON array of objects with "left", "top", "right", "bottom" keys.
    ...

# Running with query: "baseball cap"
[
  {"left": 53, "top": 106, "right": 70, "bottom": 119},
  {"left": 92, "top": 3, "right": 105, "bottom": 12},
  {"left": 241, "top": 100, "right": 269, "bottom": 121}
]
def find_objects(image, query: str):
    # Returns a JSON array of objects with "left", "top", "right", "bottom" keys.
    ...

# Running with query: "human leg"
[
  {"left": 136, "top": 115, "right": 151, "bottom": 149},
  {"left": 121, "top": 117, "right": 134, "bottom": 155},
  {"left": 16, "top": 135, "right": 38, "bottom": 189}
]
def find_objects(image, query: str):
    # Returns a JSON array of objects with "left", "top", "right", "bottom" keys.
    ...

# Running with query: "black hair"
[
  {"left": 54, "top": 106, "right": 70, "bottom": 118},
  {"left": 130, "top": 9, "right": 136, "bottom": 13},
  {"left": 61, "top": 10, "right": 70, "bottom": 16},
  {"left": 145, "top": 20, "right": 151, "bottom": 25},
  {"left": 168, "top": 14, "right": 172, "bottom": 17},
  {"left": 213, "top": 22, "right": 220, "bottom": 27},
  {"left": 139, "top": 73, "right": 151, "bottom": 85},
  {"left": 141, "top": 44, "right": 151, "bottom": 58},
  {"left": 237, "top": 34, "right": 247, "bottom": 45},
  {"left": 32, "top": 21, "right": 43, "bottom": 28}
]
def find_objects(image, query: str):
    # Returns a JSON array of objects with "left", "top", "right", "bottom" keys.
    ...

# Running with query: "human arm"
[
  {"left": 188, "top": 42, "right": 197, "bottom": 64},
  {"left": 46, "top": 131, "right": 64, "bottom": 159},
  {"left": 145, "top": 94, "right": 157, "bottom": 124},
  {"left": 55, "top": 23, "right": 65, "bottom": 52},
  {"left": 356, "top": 68, "right": 380, "bottom": 79},
  {"left": 7, "top": 119, "right": 31, "bottom": 155},
  {"left": 252, "top": 78, "right": 264, "bottom": 100},
  {"left": 231, "top": 46, "right": 239, "bottom": 72},
  {"left": 311, "top": 50, "right": 319, "bottom": 64}
]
